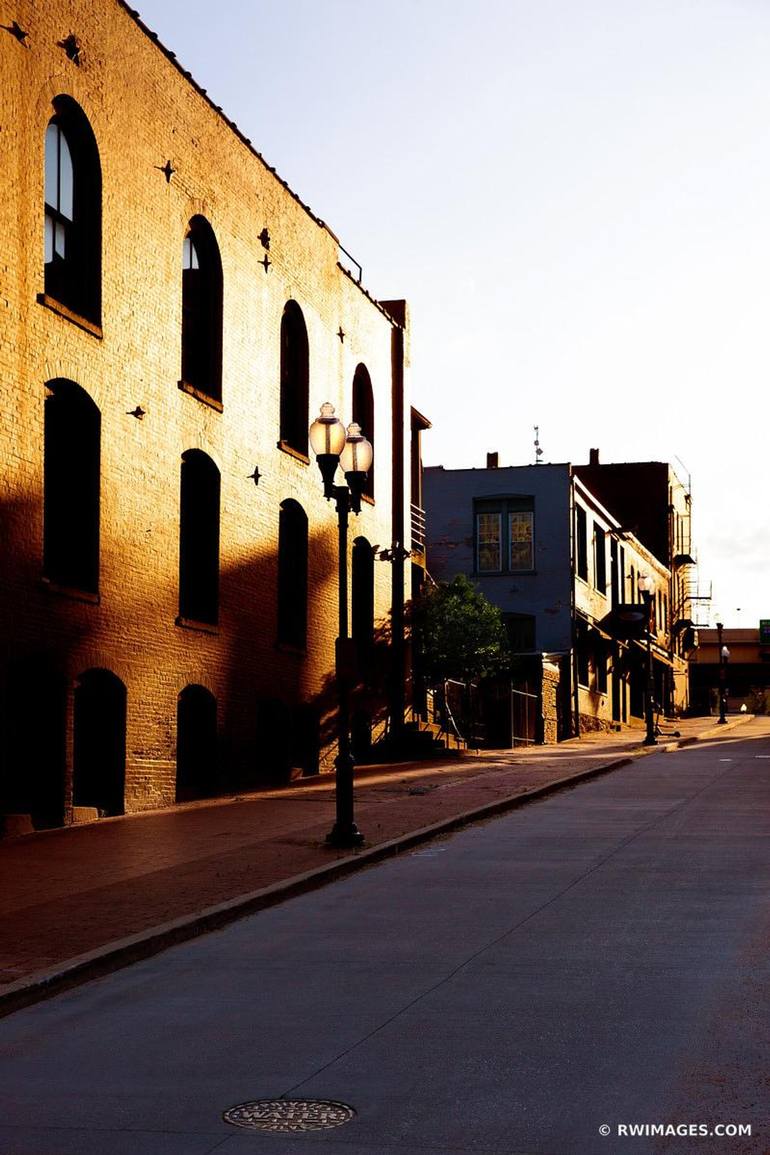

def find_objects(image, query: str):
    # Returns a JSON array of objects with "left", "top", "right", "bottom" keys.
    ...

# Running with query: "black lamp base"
[{"left": 326, "top": 823, "right": 365, "bottom": 849}]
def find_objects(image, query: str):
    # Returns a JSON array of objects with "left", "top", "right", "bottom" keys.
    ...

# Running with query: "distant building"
[
  {"left": 0, "top": 0, "right": 417, "bottom": 832},
  {"left": 690, "top": 627, "right": 770, "bottom": 715},
  {"left": 424, "top": 458, "right": 686, "bottom": 741},
  {"left": 574, "top": 449, "right": 709, "bottom": 702}
]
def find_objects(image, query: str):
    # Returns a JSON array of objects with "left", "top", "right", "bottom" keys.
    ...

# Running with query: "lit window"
[
  {"left": 43, "top": 97, "right": 101, "bottom": 322},
  {"left": 44, "top": 123, "right": 73, "bottom": 262},
  {"left": 181, "top": 217, "right": 223, "bottom": 402},
  {"left": 510, "top": 512, "right": 534, "bottom": 571},
  {"left": 477, "top": 512, "right": 502, "bottom": 572},
  {"left": 476, "top": 498, "right": 535, "bottom": 574}
]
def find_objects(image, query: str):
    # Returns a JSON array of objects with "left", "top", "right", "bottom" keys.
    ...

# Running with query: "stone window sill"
[
  {"left": 178, "top": 381, "right": 224, "bottom": 412},
  {"left": 176, "top": 616, "right": 219, "bottom": 635},
  {"left": 36, "top": 293, "right": 103, "bottom": 339},
  {"left": 275, "top": 640, "right": 307, "bottom": 657},
  {"left": 41, "top": 578, "right": 100, "bottom": 604},
  {"left": 276, "top": 441, "right": 309, "bottom": 465}
]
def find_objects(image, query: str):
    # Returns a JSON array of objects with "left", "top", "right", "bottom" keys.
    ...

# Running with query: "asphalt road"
[{"left": 1, "top": 720, "right": 769, "bottom": 1155}]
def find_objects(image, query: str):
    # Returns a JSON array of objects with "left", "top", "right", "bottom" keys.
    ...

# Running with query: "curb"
[{"left": 0, "top": 716, "right": 752, "bottom": 1020}]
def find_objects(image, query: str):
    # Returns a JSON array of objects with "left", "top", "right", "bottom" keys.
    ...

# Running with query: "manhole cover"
[{"left": 223, "top": 1098, "right": 355, "bottom": 1133}]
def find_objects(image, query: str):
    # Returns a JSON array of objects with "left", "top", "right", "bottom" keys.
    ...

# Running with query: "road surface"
[{"left": 1, "top": 721, "right": 768, "bottom": 1154}]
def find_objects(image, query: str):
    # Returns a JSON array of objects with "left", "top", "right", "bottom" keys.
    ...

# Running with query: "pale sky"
[{"left": 137, "top": 0, "right": 770, "bottom": 628}]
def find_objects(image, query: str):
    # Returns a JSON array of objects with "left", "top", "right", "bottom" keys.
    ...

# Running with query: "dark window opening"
[
  {"left": 44, "top": 379, "right": 100, "bottom": 593},
  {"left": 596, "top": 643, "right": 608, "bottom": 693},
  {"left": 255, "top": 699, "right": 319, "bottom": 782},
  {"left": 176, "top": 685, "right": 218, "bottom": 800},
  {"left": 73, "top": 669, "right": 126, "bottom": 816},
  {"left": 352, "top": 536, "right": 375, "bottom": 668},
  {"left": 279, "top": 301, "right": 309, "bottom": 454},
  {"left": 181, "top": 216, "right": 223, "bottom": 401},
  {"left": 504, "top": 613, "right": 536, "bottom": 653},
  {"left": 277, "top": 499, "right": 308, "bottom": 648},
  {"left": 577, "top": 645, "right": 590, "bottom": 687},
  {"left": 576, "top": 505, "right": 588, "bottom": 581},
  {"left": 352, "top": 363, "right": 374, "bottom": 499},
  {"left": 610, "top": 537, "right": 619, "bottom": 607},
  {"left": 594, "top": 524, "right": 607, "bottom": 592},
  {"left": 179, "top": 450, "right": 220, "bottom": 624},
  {"left": 44, "top": 97, "right": 101, "bottom": 323}
]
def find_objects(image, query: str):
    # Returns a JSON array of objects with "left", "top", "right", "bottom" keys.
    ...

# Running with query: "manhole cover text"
[{"left": 223, "top": 1098, "right": 355, "bottom": 1132}]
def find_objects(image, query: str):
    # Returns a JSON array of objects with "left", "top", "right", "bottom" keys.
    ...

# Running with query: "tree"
[{"left": 408, "top": 574, "right": 509, "bottom": 685}]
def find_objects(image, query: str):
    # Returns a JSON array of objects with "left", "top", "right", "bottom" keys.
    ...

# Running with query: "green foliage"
[{"left": 409, "top": 574, "right": 509, "bottom": 685}]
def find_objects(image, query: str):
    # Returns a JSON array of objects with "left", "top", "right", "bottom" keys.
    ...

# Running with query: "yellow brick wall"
[{"left": 0, "top": 0, "right": 411, "bottom": 818}]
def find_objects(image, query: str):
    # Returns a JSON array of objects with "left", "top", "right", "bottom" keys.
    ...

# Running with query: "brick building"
[
  {"left": 424, "top": 458, "right": 682, "bottom": 740},
  {"left": 574, "top": 450, "right": 707, "bottom": 705},
  {"left": 690, "top": 627, "right": 770, "bottom": 715},
  {"left": 0, "top": 0, "right": 415, "bottom": 831}
]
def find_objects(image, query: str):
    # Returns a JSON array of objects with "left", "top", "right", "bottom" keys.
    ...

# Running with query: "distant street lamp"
[
  {"left": 716, "top": 620, "right": 730, "bottom": 725},
  {"left": 637, "top": 573, "right": 657, "bottom": 746},
  {"left": 309, "top": 403, "right": 373, "bottom": 848}
]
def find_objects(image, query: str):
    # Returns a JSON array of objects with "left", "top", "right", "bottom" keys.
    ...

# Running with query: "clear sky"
[{"left": 137, "top": 0, "right": 770, "bottom": 628}]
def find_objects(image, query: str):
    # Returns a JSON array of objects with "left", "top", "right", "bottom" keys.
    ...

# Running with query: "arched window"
[
  {"left": 73, "top": 669, "right": 126, "bottom": 817},
  {"left": 279, "top": 301, "right": 309, "bottom": 455},
  {"left": 44, "top": 96, "right": 101, "bottom": 323},
  {"left": 277, "top": 499, "right": 308, "bottom": 648},
  {"left": 352, "top": 364, "right": 374, "bottom": 500},
  {"left": 176, "top": 685, "right": 218, "bottom": 800},
  {"left": 179, "top": 450, "right": 220, "bottom": 624},
  {"left": 352, "top": 536, "right": 375, "bottom": 664},
  {"left": 181, "top": 216, "right": 223, "bottom": 403},
  {"left": 44, "top": 379, "right": 100, "bottom": 593}
]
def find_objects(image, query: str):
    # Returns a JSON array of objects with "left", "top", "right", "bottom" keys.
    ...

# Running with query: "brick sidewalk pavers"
[{"left": 0, "top": 714, "right": 753, "bottom": 1013}]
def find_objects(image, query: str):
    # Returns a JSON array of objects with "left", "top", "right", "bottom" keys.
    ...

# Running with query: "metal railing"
[{"left": 411, "top": 503, "right": 426, "bottom": 554}]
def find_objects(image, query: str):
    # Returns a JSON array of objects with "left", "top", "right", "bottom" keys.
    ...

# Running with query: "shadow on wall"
[
  {"left": 221, "top": 528, "right": 393, "bottom": 787},
  {"left": 0, "top": 491, "right": 395, "bottom": 827}
]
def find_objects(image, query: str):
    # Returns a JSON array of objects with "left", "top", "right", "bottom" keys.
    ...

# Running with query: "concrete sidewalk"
[{"left": 0, "top": 713, "right": 753, "bottom": 1016}]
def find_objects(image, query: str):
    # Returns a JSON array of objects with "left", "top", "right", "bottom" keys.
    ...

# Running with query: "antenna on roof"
[{"left": 534, "top": 425, "right": 544, "bottom": 464}]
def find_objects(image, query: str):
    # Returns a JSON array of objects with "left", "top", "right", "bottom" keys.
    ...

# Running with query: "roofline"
[
  {"left": 410, "top": 405, "right": 432, "bottom": 430},
  {"left": 118, "top": 0, "right": 384, "bottom": 302}
]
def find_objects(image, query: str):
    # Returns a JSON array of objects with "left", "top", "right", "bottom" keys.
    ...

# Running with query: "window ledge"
[
  {"left": 474, "top": 569, "right": 537, "bottom": 578},
  {"left": 276, "top": 441, "right": 310, "bottom": 465},
  {"left": 178, "top": 381, "right": 224, "bottom": 412},
  {"left": 275, "top": 640, "right": 308, "bottom": 657},
  {"left": 36, "top": 294, "right": 103, "bottom": 339},
  {"left": 176, "top": 616, "right": 219, "bottom": 635},
  {"left": 42, "top": 578, "right": 100, "bottom": 604}
]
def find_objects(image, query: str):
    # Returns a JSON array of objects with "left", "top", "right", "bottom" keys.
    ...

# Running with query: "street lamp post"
[
  {"left": 637, "top": 573, "right": 657, "bottom": 746},
  {"left": 309, "top": 403, "right": 373, "bottom": 849},
  {"left": 716, "top": 620, "right": 729, "bottom": 724}
]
